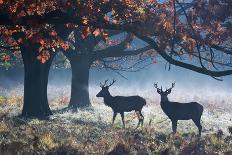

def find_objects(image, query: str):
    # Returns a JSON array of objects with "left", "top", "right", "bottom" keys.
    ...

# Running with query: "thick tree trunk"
[
  {"left": 21, "top": 45, "right": 55, "bottom": 117},
  {"left": 68, "top": 56, "right": 92, "bottom": 109}
]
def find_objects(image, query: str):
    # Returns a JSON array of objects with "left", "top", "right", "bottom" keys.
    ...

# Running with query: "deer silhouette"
[
  {"left": 154, "top": 82, "right": 204, "bottom": 136},
  {"left": 96, "top": 79, "right": 146, "bottom": 128}
]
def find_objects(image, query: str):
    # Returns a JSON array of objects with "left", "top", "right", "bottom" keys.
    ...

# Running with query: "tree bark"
[
  {"left": 68, "top": 55, "right": 92, "bottom": 109},
  {"left": 21, "top": 44, "right": 55, "bottom": 117}
]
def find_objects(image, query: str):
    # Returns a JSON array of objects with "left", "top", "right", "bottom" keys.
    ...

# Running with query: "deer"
[
  {"left": 154, "top": 82, "right": 204, "bottom": 136},
  {"left": 96, "top": 79, "right": 146, "bottom": 128}
]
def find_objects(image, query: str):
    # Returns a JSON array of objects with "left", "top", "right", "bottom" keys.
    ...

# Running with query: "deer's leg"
[
  {"left": 136, "top": 111, "right": 141, "bottom": 128},
  {"left": 193, "top": 118, "right": 202, "bottom": 137},
  {"left": 120, "top": 112, "right": 125, "bottom": 128},
  {"left": 171, "top": 120, "right": 178, "bottom": 134},
  {"left": 112, "top": 112, "right": 117, "bottom": 125},
  {"left": 139, "top": 111, "right": 144, "bottom": 127}
]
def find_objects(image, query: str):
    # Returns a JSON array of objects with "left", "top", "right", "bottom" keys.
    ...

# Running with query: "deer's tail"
[{"left": 142, "top": 98, "right": 146, "bottom": 106}]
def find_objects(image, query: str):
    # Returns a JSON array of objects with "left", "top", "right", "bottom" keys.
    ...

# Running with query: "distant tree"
[{"left": 0, "top": 0, "right": 232, "bottom": 117}]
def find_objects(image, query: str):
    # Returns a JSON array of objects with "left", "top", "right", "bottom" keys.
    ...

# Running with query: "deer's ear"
[
  {"left": 167, "top": 89, "right": 171, "bottom": 94},
  {"left": 157, "top": 89, "right": 161, "bottom": 94}
]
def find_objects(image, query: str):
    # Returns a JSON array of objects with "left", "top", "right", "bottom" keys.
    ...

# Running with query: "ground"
[{"left": 0, "top": 85, "right": 232, "bottom": 155}]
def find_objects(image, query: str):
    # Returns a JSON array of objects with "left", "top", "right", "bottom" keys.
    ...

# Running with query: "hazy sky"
[{"left": 89, "top": 61, "right": 232, "bottom": 92}]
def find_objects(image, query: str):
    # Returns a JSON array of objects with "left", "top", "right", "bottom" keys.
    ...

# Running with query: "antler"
[
  {"left": 167, "top": 82, "right": 175, "bottom": 91},
  {"left": 171, "top": 82, "right": 175, "bottom": 88},
  {"left": 154, "top": 82, "right": 162, "bottom": 91},
  {"left": 108, "top": 79, "right": 116, "bottom": 87},
  {"left": 100, "top": 80, "right": 108, "bottom": 88},
  {"left": 100, "top": 79, "right": 115, "bottom": 88},
  {"left": 154, "top": 82, "right": 158, "bottom": 88}
]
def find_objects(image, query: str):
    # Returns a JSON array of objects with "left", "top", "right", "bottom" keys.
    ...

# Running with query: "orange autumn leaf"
[
  {"left": 36, "top": 50, "right": 50, "bottom": 63},
  {"left": 82, "top": 16, "right": 88, "bottom": 24},
  {"left": 36, "top": 55, "right": 42, "bottom": 61},
  {"left": 39, "top": 39, "right": 45, "bottom": 45},
  {"left": 50, "top": 30, "right": 57, "bottom": 36},
  {"left": 85, "top": 27, "right": 91, "bottom": 35},
  {"left": 17, "top": 38, "right": 23, "bottom": 43},
  {"left": 61, "top": 42, "right": 69, "bottom": 51},
  {"left": 1, "top": 55, "right": 10, "bottom": 62},
  {"left": 65, "top": 23, "right": 71, "bottom": 28},
  {"left": 38, "top": 46, "right": 44, "bottom": 53},
  {"left": 187, "top": 38, "right": 196, "bottom": 52},
  {"left": 81, "top": 34, "right": 86, "bottom": 39},
  {"left": 163, "top": 20, "right": 172, "bottom": 32},
  {"left": 26, "top": 33, "right": 33, "bottom": 39},
  {"left": 126, "top": 43, "right": 131, "bottom": 49},
  {"left": 104, "top": 15, "right": 110, "bottom": 22},
  {"left": 93, "top": 28, "right": 101, "bottom": 36},
  {"left": 41, "top": 58, "right": 46, "bottom": 64}
]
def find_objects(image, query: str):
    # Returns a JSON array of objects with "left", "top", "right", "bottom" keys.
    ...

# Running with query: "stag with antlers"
[
  {"left": 154, "top": 82, "right": 204, "bottom": 136},
  {"left": 96, "top": 79, "right": 146, "bottom": 128}
]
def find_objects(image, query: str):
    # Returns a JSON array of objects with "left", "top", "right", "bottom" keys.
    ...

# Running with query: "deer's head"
[
  {"left": 96, "top": 79, "right": 116, "bottom": 97},
  {"left": 154, "top": 82, "right": 175, "bottom": 97}
]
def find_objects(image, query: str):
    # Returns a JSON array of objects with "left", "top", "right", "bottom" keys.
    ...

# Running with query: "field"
[{"left": 0, "top": 85, "right": 232, "bottom": 155}]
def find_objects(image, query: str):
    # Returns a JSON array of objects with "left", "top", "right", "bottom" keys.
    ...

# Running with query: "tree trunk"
[
  {"left": 68, "top": 56, "right": 92, "bottom": 109},
  {"left": 21, "top": 45, "right": 55, "bottom": 118}
]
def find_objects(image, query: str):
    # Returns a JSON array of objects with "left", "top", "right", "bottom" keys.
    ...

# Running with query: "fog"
[
  {"left": 1, "top": 61, "right": 232, "bottom": 94},
  {"left": 1, "top": 60, "right": 231, "bottom": 110}
]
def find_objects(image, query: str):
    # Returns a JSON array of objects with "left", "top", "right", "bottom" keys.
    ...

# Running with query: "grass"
[{"left": 0, "top": 86, "right": 232, "bottom": 154}]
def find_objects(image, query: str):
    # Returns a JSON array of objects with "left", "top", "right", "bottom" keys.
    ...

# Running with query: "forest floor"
[{"left": 0, "top": 86, "right": 232, "bottom": 155}]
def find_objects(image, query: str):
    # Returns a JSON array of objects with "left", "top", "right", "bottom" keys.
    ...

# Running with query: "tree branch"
[
  {"left": 139, "top": 36, "right": 232, "bottom": 77},
  {"left": 93, "top": 44, "right": 152, "bottom": 60},
  {"left": 211, "top": 44, "right": 232, "bottom": 55},
  {"left": 0, "top": 45, "right": 19, "bottom": 50}
]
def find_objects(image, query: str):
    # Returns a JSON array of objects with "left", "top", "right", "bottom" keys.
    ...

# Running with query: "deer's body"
[
  {"left": 97, "top": 80, "right": 146, "bottom": 128},
  {"left": 154, "top": 82, "right": 204, "bottom": 136},
  {"left": 160, "top": 100, "right": 203, "bottom": 121},
  {"left": 103, "top": 95, "right": 146, "bottom": 113}
]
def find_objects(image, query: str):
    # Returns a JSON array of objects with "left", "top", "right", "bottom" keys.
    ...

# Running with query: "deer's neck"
[
  {"left": 160, "top": 96, "right": 169, "bottom": 104},
  {"left": 103, "top": 92, "right": 113, "bottom": 105}
]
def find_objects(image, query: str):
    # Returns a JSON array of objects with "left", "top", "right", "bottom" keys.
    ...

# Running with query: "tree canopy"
[{"left": 0, "top": 0, "right": 232, "bottom": 78}]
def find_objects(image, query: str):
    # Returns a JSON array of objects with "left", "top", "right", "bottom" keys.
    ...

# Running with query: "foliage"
[{"left": 0, "top": 0, "right": 231, "bottom": 77}]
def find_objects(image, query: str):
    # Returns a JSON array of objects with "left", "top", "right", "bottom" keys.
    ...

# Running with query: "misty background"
[{"left": 1, "top": 59, "right": 232, "bottom": 108}]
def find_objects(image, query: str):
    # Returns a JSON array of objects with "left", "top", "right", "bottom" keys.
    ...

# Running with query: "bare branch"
[
  {"left": 0, "top": 45, "right": 19, "bottom": 50},
  {"left": 93, "top": 45, "right": 152, "bottom": 60},
  {"left": 211, "top": 45, "right": 232, "bottom": 55},
  {"left": 139, "top": 36, "right": 232, "bottom": 77}
]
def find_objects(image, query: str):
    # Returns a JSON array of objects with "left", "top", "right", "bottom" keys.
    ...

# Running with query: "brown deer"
[
  {"left": 96, "top": 79, "right": 146, "bottom": 128},
  {"left": 154, "top": 82, "right": 204, "bottom": 136}
]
